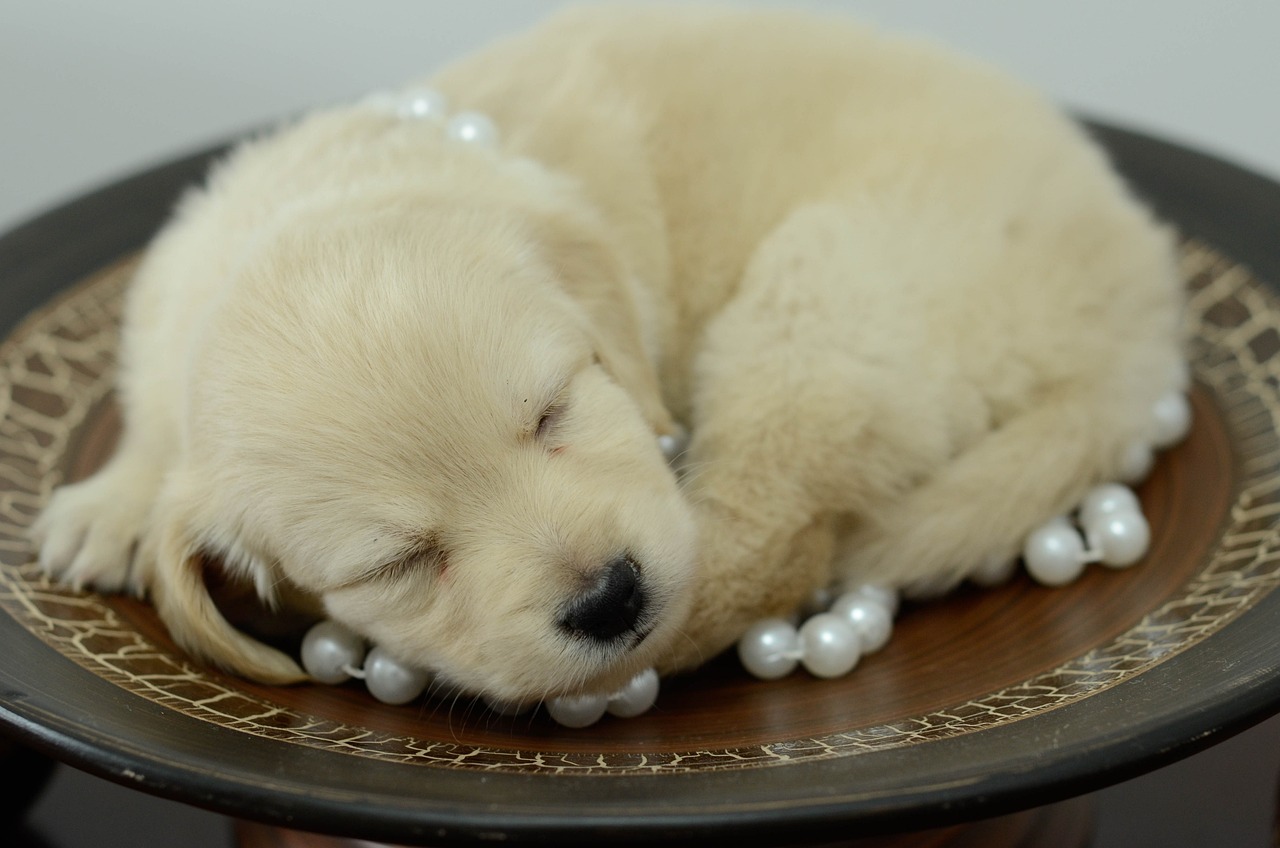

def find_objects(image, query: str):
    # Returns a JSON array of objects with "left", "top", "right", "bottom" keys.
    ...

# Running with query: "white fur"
[{"left": 30, "top": 6, "right": 1184, "bottom": 700}]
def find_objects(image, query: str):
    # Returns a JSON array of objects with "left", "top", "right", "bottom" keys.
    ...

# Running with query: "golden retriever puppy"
[{"left": 30, "top": 5, "right": 1184, "bottom": 703}]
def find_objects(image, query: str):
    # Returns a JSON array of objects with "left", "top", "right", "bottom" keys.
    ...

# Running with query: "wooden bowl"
[{"left": 1, "top": 123, "right": 1279, "bottom": 847}]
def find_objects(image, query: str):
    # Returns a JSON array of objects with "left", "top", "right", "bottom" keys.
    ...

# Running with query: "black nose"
[{"left": 558, "top": 555, "right": 647, "bottom": 643}]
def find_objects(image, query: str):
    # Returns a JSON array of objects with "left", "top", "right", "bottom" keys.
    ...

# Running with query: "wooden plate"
[{"left": 1, "top": 123, "right": 1279, "bottom": 847}]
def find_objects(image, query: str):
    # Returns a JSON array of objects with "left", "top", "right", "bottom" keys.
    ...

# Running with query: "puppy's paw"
[{"left": 29, "top": 470, "right": 157, "bottom": 595}]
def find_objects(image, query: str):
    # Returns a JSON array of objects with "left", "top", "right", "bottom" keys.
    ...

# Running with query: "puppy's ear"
[
  {"left": 535, "top": 209, "right": 676, "bottom": 436},
  {"left": 147, "top": 514, "right": 309, "bottom": 685}
]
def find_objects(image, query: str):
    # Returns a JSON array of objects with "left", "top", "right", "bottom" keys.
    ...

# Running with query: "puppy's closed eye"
[
  {"left": 354, "top": 533, "right": 449, "bottom": 585},
  {"left": 535, "top": 400, "right": 568, "bottom": 440}
]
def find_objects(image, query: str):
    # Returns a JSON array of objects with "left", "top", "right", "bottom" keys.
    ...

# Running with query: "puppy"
[{"left": 30, "top": 5, "right": 1185, "bottom": 704}]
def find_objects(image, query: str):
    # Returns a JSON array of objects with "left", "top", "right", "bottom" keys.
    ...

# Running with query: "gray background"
[
  {"left": 5, "top": 1, "right": 1280, "bottom": 846},
  {"left": 2, "top": 0, "right": 1279, "bottom": 232}
]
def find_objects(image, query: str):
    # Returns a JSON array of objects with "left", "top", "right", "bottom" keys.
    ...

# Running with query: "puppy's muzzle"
[{"left": 558, "top": 555, "right": 649, "bottom": 644}]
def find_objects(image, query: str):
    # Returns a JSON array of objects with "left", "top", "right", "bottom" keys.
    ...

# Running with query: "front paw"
[{"left": 29, "top": 471, "right": 156, "bottom": 595}]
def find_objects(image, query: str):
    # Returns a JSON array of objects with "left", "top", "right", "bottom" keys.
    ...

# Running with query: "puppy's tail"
[{"left": 835, "top": 382, "right": 1176, "bottom": 591}]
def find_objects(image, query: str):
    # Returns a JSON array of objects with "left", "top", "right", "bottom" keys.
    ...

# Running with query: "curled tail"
[{"left": 834, "top": 381, "right": 1179, "bottom": 590}]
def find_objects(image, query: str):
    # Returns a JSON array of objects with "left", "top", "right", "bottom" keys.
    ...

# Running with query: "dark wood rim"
[{"left": 1, "top": 121, "right": 1279, "bottom": 846}]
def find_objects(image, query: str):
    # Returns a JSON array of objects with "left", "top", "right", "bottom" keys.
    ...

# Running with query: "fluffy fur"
[{"left": 30, "top": 5, "right": 1185, "bottom": 702}]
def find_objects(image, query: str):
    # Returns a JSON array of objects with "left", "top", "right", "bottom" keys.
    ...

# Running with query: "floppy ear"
[
  {"left": 533, "top": 208, "right": 677, "bottom": 437},
  {"left": 146, "top": 512, "right": 309, "bottom": 685}
]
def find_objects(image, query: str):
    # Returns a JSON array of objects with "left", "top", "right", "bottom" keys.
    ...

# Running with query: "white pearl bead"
[
  {"left": 446, "top": 111, "right": 499, "bottom": 148},
  {"left": 364, "top": 647, "right": 430, "bottom": 705},
  {"left": 830, "top": 593, "right": 893, "bottom": 653},
  {"left": 300, "top": 621, "right": 366, "bottom": 684},
  {"left": 799, "top": 613, "right": 861, "bottom": 678},
  {"left": 1023, "top": 519, "right": 1088, "bottom": 586},
  {"left": 1151, "top": 391, "right": 1192, "bottom": 449},
  {"left": 396, "top": 88, "right": 448, "bottom": 121},
  {"left": 1118, "top": 441, "right": 1154, "bottom": 484},
  {"left": 737, "top": 618, "right": 801, "bottom": 680},
  {"left": 847, "top": 584, "right": 899, "bottom": 617},
  {"left": 607, "top": 668, "right": 660, "bottom": 718},
  {"left": 545, "top": 692, "right": 609, "bottom": 728},
  {"left": 657, "top": 424, "right": 689, "bottom": 464},
  {"left": 1086, "top": 510, "right": 1151, "bottom": 568},
  {"left": 970, "top": 554, "right": 1018, "bottom": 587},
  {"left": 1078, "top": 483, "right": 1141, "bottom": 528}
]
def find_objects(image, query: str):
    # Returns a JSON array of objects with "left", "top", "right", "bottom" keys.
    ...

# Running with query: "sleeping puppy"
[{"left": 30, "top": 5, "right": 1185, "bottom": 704}]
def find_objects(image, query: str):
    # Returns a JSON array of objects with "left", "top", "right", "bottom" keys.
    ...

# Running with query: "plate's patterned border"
[{"left": 0, "top": 243, "right": 1277, "bottom": 775}]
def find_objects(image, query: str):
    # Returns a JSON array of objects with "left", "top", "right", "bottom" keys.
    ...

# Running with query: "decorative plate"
[{"left": 1, "top": 123, "right": 1279, "bottom": 846}]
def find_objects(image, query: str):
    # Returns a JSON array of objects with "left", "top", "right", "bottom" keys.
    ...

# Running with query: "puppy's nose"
[{"left": 559, "top": 555, "right": 647, "bottom": 642}]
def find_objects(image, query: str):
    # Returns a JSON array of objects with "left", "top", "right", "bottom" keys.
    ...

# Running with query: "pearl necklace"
[
  {"left": 299, "top": 87, "right": 1194, "bottom": 726},
  {"left": 360, "top": 87, "right": 500, "bottom": 148},
  {"left": 300, "top": 618, "right": 662, "bottom": 728}
]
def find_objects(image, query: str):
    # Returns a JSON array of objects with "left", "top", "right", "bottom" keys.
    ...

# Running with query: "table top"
[{"left": 1, "top": 122, "right": 1279, "bottom": 847}]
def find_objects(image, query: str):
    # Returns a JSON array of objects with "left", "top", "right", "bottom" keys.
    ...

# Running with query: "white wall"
[{"left": 2, "top": 0, "right": 1277, "bottom": 231}]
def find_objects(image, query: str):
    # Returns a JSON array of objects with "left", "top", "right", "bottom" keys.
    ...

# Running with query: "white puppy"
[{"left": 31, "top": 5, "right": 1184, "bottom": 703}]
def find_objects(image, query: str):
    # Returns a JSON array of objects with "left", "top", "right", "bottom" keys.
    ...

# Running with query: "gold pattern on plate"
[{"left": 0, "top": 243, "right": 1277, "bottom": 775}]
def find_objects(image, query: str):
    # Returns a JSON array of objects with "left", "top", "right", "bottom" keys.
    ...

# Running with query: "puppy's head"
[{"left": 149, "top": 185, "right": 696, "bottom": 702}]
